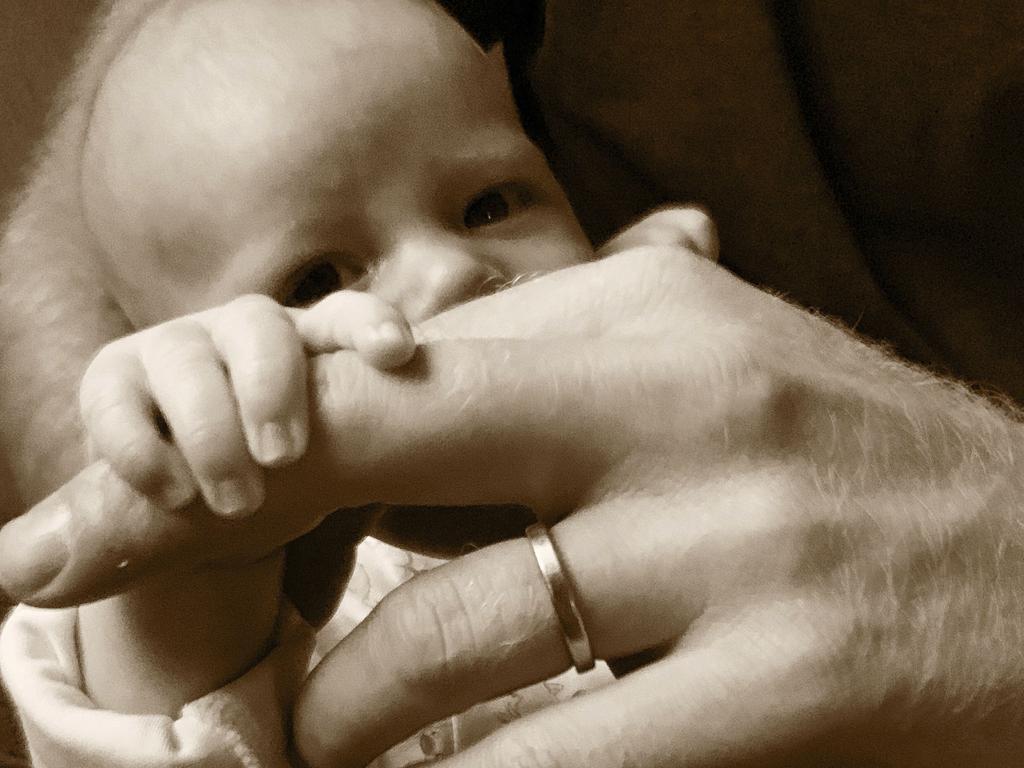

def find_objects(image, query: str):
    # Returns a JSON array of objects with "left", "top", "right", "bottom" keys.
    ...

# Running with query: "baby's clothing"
[
  {"left": 1, "top": 538, "right": 611, "bottom": 767},
  {"left": 0, "top": 601, "right": 311, "bottom": 768}
]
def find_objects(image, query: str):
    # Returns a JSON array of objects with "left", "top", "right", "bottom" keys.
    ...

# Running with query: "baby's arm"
[{"left": 76, "top": 291, "right": 414, "bottom": 715}]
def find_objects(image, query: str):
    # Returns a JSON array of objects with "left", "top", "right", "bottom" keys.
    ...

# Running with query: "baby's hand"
[{"left": 79, "top": 292, "right": 414, "bottom": 517}]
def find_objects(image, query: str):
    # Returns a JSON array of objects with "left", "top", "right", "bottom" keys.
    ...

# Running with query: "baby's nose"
[{"left": 377, "top": 238, "right": 500, "bottom": 322}]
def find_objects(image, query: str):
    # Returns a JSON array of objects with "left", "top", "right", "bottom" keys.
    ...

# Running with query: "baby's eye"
[
  {"left": 282, "top": 253, "right": 364, "bottom": 307},
  {"left": 463, "top": 184, "right": 533, "bottom": 230}
]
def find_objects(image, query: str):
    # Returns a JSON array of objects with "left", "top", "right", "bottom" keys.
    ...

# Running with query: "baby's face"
[{"left": 82, "top": 0, "right": 591, "bottom": 327}]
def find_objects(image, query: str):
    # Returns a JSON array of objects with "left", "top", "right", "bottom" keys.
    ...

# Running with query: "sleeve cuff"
[{"left": 0, "top": 602, "right": 314, "bottom": 768}]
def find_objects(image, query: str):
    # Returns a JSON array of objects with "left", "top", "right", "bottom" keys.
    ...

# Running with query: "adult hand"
[
  {"left": 290, "top": 249, "right": 1021, "bottom": 764},
  {"left": 3, "top": 211, "right": 1024, "bottom": 766}
]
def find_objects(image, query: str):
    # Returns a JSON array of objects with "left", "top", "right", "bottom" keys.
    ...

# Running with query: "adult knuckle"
[
  {"left": 632, "top": 240, "right": 691, "bottom": 274},
  {"left": 677, "top": 202, "right": 715, "bottom": 232},
  {"left": 372, "top": 571, "right": 483, "bottom": 691},
  {"left": 644, "top": 204, "right": 715, "bottom": 241},
  {"left": 635, "top": 243, "right": 715, "bottom": 307}
]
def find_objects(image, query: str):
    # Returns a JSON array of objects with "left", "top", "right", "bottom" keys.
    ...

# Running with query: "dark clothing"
[{"left": 531, "top": 1, "right": 1023, "bottom": 403}]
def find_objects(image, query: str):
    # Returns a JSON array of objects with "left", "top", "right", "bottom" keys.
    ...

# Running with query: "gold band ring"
[{"left": 525, "top": 522, "right": 595, "bottom": 673}]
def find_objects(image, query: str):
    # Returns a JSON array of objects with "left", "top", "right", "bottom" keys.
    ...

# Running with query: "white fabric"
[
  {"left": 0, "top": 601, "right": 313, "bottom": 768},
  {"left": 0, "top": 538, "right": 612, "bottom": 767}
]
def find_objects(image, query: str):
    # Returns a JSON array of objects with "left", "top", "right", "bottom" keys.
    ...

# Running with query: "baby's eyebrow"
[{"left": 438, "top": 129, "right": 544, "bottom": 175}]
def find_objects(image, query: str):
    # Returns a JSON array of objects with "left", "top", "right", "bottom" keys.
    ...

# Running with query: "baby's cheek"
[{"left": 506, "top": 221, "right": 594, "bottom": 276}]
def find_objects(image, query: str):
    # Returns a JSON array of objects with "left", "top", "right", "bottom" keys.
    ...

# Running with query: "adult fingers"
[
  {"left": 206, "top": 295, "right": 309, "bottom": 467},
  {"left": 293, "top": 453, "right": 822, "bottom": 768},
  {"left": 0, "top": 335, "right": 676, "bottom": 606},
  {"left": 293, "top": 502, "right": 711, "bottom": 768},
  {"left": 415, "top": 243, "right": 719, "bottom": 343},
  {"left": 0, "top": 249, "right": 747, "bottom": 604},
  {"left": 597, "top": 205, "right": 720, "bottom": 262},
  {"left": 141, "top": 320, "right": 264, "bottom": 517},
  {"left": 278, "top": 336, "right": 686, "bottom": 514},
  {"left": 294, "top": 291, "right": 415, "bottom": 368},
  {"left": 78, "top": 343, "right": 196, "bottom": 510},
  {"left": 438, "top": 609, "right": 847, "bottom": 768},
  {"left": 0, "top": 462, "right": 209, "bottom": 605},
  {"left": 0, "top": 255, "right": 773, "bottom": 606}
]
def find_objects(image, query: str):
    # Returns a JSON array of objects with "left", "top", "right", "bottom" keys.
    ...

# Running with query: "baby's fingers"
[
  {"left": 207, "top": 295, "right": 309, "bottom": 468},
  {"left": 141, "top": 320, "right": 264, "bottom": 518},
  {"left": 79, "top": 346, "right": 196, "bottom": 510},
  {"left": 295, "top": 292, "right": 415, "bottom": 369}
]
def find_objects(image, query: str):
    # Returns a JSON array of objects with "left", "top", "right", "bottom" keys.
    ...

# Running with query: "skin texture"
[
  {"left": 3, "top": 2, "right": 1024, "bottom": 767},
  {"left": 4, "top": 240, "right": 1022, "bottom": 767},
  {"left": 21, "top": 0, "right": 591, "bottom": 717},
  {"left": 79, "top": 0, "right": 588, "bottom": 514}
]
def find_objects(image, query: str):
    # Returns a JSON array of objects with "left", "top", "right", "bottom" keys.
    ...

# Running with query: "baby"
[
  {"left": 2, "top": 0, "right": 709, "bottom": 764},
  {"left": 78, "top": 0, "right": 590, "bottom": 706}
]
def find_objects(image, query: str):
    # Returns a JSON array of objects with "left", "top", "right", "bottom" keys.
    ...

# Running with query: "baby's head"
[{"left": 81, "top": 0, "right": 590, "bottom": 327}]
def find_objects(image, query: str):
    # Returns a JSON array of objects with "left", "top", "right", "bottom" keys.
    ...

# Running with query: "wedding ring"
[{"left": 525, "top": 522, "right": 595, "bottom": 673}]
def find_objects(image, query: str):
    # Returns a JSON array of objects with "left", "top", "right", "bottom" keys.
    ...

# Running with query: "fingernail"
[
  {"left": 0, "top": 502, "right": 70, "bottom": 601},
  {"left": 256, "top": 422, "right": 296, "bottom": 465},
  {"left": 367, "top": 321, "right": 409, "bottom": 348},
  {"left": 379, "top": 321, "right": 408, "bottom": 345},
  {"left": 205, "top": 476, "right": 264, "bottom": 519}
]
